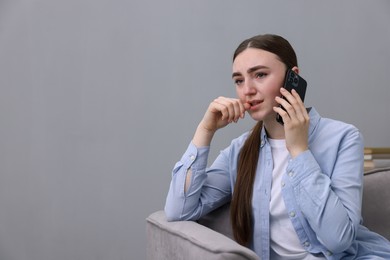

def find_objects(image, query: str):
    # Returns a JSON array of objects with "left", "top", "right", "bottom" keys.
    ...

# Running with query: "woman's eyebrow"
[
  {"left": 232, "top": 65, "right": 269, "bottom": 78},
  {"left": 247, "top": 65, "right": 269, "bottom": 74},
  {"left": 232, "top": 72, "right": 242, "bottom": 78}
]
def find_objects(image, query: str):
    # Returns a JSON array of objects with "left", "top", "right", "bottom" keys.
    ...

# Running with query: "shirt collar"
[
  {"left": 259, "top": 107, "right": 321, "bottom": 146},
  {"left": 307, "top": 107, "right": 321, "bottom": 138}
]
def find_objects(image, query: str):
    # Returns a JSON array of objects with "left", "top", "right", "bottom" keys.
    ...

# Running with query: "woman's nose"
[{"left": 243, "top": 80, "right": 256, "bottom": 95}]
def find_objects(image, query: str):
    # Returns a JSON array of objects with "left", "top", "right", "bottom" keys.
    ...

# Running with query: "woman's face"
[{"left": 232, "top": 48, "right": 287, "bottom": 122}]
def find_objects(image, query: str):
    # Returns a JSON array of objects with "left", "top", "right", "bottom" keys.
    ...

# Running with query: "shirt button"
[
  {"left": 281, "top": 182, "right": 285, "bottom": 187},
  {"left": 288, "top": 171, "right": 294, "bottom": 177},
  {"left": 326, "top": 251, "right": 332, "bottom": 256},
  {"left": 289, "top": 211, "right": 296, "bottom": 218},
  {"left": 190, "top": 155, "right": 195, "bottom": 161},
  {"left": 303, "top": 241, "right": 310, "bottom": 247}
]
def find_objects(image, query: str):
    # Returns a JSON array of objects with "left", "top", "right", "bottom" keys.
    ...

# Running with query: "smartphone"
[{"left": 276, "top": 69, "right": 307, "bottom": 125}]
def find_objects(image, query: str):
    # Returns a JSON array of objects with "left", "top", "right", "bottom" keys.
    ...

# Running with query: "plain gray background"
[{"left": 0, "top": 0, "right": 389, "bottom": 259}]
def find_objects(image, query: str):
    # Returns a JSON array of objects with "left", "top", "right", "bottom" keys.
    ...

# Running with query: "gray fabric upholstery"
[
  {"left": 197, "top": 202, "right": 234, "bottom": 240},
  {"left": 146, "top": 211, "right": 259, "bottom": 260},
  {"left": 146, "top": 167, "right": 390, "bottom": 259},
  {"left": 361, "top": 167, "right": 390, "bottom": 240}
]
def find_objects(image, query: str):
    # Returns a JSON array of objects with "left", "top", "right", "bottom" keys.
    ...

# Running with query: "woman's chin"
[
  {"left": 248, "top": 112, "right": 265, "bottom": 122},
  {"left": 248, "top": 110, "right": 277, "bottom": 122}
]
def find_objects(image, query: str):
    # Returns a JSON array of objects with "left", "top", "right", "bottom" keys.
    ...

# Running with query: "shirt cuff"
[
  {"left": 286, "top": 150, "right": 321, "bottom": 184},
  {"left": 179, "top": 141, "right": 210, "bottom": 171}
]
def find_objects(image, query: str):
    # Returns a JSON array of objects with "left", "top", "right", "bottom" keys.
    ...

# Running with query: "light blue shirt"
[{"left": 165, "top": 107, "right": 390, "bottom": 259}]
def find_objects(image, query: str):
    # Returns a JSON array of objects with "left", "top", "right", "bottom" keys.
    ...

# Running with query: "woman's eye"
[
  {"left": 234, "top": 79, "right": 243, "bottom": 85},
  {"left": 256, "top": 72, "right": 267, "bottom": 78}
]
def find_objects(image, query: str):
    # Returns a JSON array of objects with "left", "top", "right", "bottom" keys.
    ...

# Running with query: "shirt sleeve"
[
  {"left": 285, "top": 128, "right": 364, "bottom": 253},
  {"left": 164, "top": 142, "right": 232, "bottom": 221}
]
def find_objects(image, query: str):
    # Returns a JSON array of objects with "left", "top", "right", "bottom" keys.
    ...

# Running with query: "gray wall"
[{"left": 0, "top": 0, "right": 389, "bottom": 259}]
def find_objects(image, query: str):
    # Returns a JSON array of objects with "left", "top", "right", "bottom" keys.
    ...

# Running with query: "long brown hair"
[{"left": 230, "top": 34, "right": 298, "bottom": 246}]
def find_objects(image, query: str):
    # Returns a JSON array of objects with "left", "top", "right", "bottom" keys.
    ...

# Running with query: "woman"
[{"left": 164, "top": 34, "right": 390, "bottom": 259}]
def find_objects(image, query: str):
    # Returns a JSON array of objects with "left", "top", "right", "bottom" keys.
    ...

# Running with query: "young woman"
[{"left": 164, "top": 34, "right": 390, "bottom": 259}]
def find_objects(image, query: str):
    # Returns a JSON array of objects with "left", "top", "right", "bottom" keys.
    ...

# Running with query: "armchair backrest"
[
  {"left": 197, "top": 202, "right": 233, "bottom": 240},
  {"left": 361, "top": 167, "right": 390, "bottom": 240}
]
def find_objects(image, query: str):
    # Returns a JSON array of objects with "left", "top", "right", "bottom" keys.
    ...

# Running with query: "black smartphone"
[{"left": 276, "top": 69, "right": 307, "bottom": 125}]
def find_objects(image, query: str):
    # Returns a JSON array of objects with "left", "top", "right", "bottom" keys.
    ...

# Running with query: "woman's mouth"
[{"left": 247, "top": 100, "right": 263, "bottom": 111}]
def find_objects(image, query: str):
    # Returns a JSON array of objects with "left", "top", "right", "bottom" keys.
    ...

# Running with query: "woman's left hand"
[{"left": 273, "top": 87, "right": 310, "bottom": 158}]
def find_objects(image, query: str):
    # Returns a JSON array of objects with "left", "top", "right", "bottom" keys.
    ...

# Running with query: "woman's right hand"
[
  {"left": 193, "top": 97, "right": 249, "bottom": 147},
  {"left": 201, "top": 96, "right": 249, "bottom": 132}
]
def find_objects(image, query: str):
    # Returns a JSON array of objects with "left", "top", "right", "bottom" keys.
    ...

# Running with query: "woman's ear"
[{"left": 291, "top": 66, "right": 300, "bottom": 74}]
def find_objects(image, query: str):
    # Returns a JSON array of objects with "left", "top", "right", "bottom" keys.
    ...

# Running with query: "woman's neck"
[{"left": 263, "top": 118, "right": 285, "bottom": 139}]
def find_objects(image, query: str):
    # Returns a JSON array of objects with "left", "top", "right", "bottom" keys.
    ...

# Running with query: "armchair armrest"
[{"left": 146, "top": 210, "right": 259, "bottom": 260}]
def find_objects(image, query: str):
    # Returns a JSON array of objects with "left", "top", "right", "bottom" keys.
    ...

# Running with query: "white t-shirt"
[{"left": 269, "top": 138, "right": 325, "bottom": 260}]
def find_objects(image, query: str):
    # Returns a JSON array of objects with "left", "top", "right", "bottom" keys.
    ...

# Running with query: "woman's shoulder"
[
  {"left": 221, "top": 130, "right": 252, "bottom": 155},
  {"left": 310, "top": 107, "right": 361, "bottom": 136},
  {"left": 309, "top": 108, "right": 363, "bottom": 156},
  {"left": 228, "top": 131, "right": 250, "bottom": 148}
]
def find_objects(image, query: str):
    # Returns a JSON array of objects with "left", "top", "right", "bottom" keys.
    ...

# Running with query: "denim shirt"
[{"left": 164, "top": 107, "right": 390, "bottom": 259}]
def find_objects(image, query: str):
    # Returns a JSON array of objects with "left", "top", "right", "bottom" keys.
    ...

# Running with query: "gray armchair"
[{"left": 146, "top": 167, "right": 390, "bottom": 260}]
